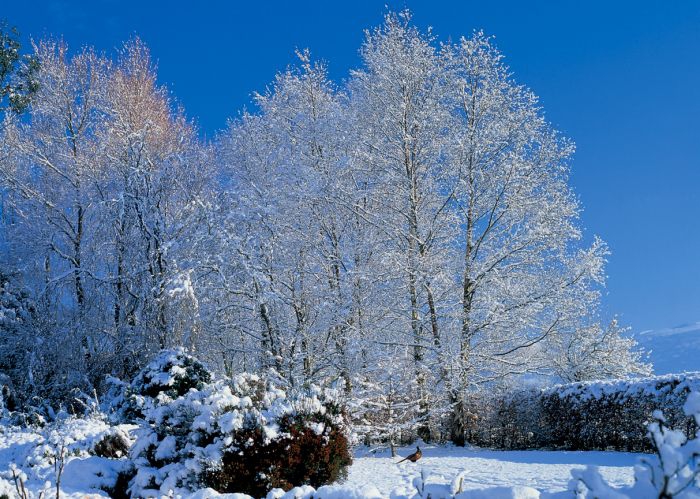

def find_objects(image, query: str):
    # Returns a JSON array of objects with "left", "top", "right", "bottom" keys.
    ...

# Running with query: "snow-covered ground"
[
  {"left": 344, "top": 444, "right": 640, "bottom": 497},
  {"left": 0, "top": 420, "right": 643, "bottom": 498}
]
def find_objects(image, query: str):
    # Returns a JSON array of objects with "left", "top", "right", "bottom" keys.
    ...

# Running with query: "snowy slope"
[{"left": 635, "top": 322, "right": 700, "bottom": 374}]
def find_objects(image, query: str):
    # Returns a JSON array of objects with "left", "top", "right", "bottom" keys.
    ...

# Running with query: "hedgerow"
[{"left": 464, "top": 373, "right": 700, "bottom": 452}]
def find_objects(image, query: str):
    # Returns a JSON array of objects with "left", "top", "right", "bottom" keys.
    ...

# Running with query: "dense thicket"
[
  {"left": 463, "top": 373, "right": 700, "bottom": 452},
  {"left": 0, "top": 12, "right": 650, "bottom": 445}
]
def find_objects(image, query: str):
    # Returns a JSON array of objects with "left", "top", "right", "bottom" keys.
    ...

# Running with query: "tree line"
[{"left": 0, "top": 12, "right": 650, "bottom": 445}]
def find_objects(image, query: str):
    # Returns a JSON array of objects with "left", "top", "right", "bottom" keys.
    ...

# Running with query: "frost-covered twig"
[
  {"left": 53, "top": 441, "right": 66, "bottom": 499},
  {"left": 11, "top": 465, "right": 30, "bottom": 499}
]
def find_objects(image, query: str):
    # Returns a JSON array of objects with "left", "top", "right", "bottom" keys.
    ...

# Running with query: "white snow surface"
[
  {"left": 0, "top": 416, "right": 136, "bottom": 498},
  {"left": 0, "top": 428, "right": 642, "bottom": 498},
  {"left": 341, "top": 444, "right": 639, "bottom": 497}
]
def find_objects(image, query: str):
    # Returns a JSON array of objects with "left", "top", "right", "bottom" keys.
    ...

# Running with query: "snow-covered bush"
[
  {"left": 475, "top": 373, "right": 700, "bottom": 451},
  {"left": 572, "top": 391, "right": 700, "bottom": 498},
  {"left": 108, "top": 347, "right": 212, "bottom": 422},
  {"left": 93, "top": 427, "right": 131, "bottom": 458},
  {"left": 126, "top": 350, "right": 351, "bottom": 497},
  {"left": 0, "top": 271, "right": 36, "bottom": 408},
  {"left": 202, "top": 379, "right": 351, "bottom": 497},
  {"left": 0, "top": 415, "right": 136, "bottom": 498}
]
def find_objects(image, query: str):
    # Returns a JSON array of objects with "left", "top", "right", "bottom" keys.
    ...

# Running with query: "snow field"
[{"left": 343, "top": 444, "right": 639, "bottom": 497}]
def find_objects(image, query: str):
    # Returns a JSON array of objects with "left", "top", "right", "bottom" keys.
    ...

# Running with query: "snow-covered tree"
[
  {"left": 213, "top": 49, "right": 361, "bottom": 389},
  {"left": 0, "top": 40, "right": 113, "bottom": 396},
  {"left": 437, "top": 31, "right": 631, "bottom": 444},
  {"left": 340, "top": 14, "right": 642, "bottom": 445},
  {"left": 0, "top": 38, "right": 213, "bottom": 400},
  {"left": 100, "top": 38, "right": 212, "bottom": 372},
  {"left": 0, "top": 270, "right": 36, "bottom": 403},
  {"left": 0, "top": 20, "right": 38, "bottom": 116},
  {"left": 553, "top": 319, "right": 651, "bottom": 382},
  {"left": 346, "top": 10, "right": 456, "bottom": 441}
]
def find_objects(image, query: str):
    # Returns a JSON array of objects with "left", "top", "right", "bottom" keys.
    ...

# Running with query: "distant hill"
[{"left": 634, "top": 322, "right": 700, "bottom": 375}]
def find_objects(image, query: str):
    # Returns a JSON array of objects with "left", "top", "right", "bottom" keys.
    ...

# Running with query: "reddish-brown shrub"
[{"left": 203, "top": 411, "right": 351, "bottom": 497}]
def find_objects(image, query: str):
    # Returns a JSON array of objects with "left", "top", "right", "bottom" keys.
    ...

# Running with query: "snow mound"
[{"left": 0, "top": 416, "right": 135, "bottom": 498}]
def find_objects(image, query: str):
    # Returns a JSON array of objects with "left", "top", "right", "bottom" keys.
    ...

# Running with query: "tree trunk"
[
  {"left": 455, "top": 144, "right": 477, "bottom": 446},
  {"left": 74, "top": 202, "right": 85, "bottom": 310},
  {"left": 450, "top": 391, "right": 467, "bottom": 447},
  {"left": 426, "top": 283, "right": 440, "bottom": 348},
  {"left": 254, "top": 278, "right": 282, "bottom": 373},
  {"left": 406, "top": 140, "right": 430, "bottom": 442}
]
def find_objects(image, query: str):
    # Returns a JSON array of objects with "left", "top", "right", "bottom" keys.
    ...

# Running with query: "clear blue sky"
[{"left": 5, "top": 1, "right": 700, "bottom": 334}]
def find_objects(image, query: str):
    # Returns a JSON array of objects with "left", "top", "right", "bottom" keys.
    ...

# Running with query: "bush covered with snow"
[
  {"left": 202, "top": 380, "right": 351, "bottom": 497},
  {"left": 572, "top": 391, "right": 700, "bottom": 498},
  {"left": 467, "top": 373, "right": 700, "bottom": 452},
  {"left": 109, "top": 347, "right": 213, "bottom": 422},
  {"left": 0, "top": 415, "right": 135, "bottom": 498},
  {"left": 123, "top": 349, "right": 351, "bottom": 497},
  {"left": 0, "top": 271, "right": 37, "bottom": 408}
]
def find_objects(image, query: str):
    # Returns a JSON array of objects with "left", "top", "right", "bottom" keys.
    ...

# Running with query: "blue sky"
[{"left": 5, "top": 1, "right": 700, "bottom": 334}]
